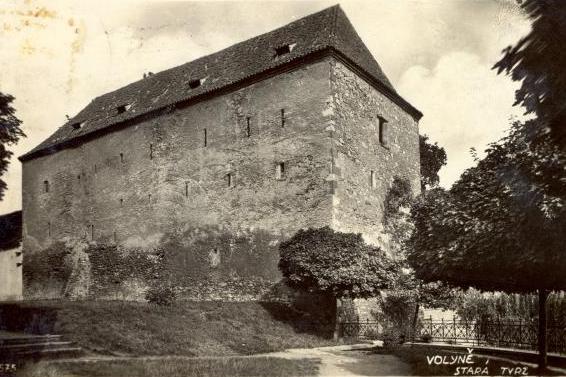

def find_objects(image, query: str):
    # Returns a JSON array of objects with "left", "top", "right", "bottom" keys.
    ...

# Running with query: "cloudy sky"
[{"left": 0, "top": 0, "right": 530, "bottom": 215}]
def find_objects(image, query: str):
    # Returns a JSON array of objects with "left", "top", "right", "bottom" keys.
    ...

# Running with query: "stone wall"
[
  {"left": 21, "top": 59, "right": 336, "bottom": 299},
  {"left": 21, "top": 57, "right": 420, "bottom": 302},
  {"left": 329, "top": 60, "right": 420, "bottom": 250}
]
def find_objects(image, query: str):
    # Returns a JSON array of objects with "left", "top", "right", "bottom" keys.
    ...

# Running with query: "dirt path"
[{"left": 270, "top": 346, "right": 412, "bottom": 376}]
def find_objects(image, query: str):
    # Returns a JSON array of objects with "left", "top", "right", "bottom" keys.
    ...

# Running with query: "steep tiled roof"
[{"left": 20, "top": 5, "right": 421, "bottom": 161}]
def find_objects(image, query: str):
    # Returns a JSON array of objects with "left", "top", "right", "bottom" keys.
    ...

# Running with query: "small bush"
[{"left": 145, "top": 285, "right": 177, "bottom": 306}]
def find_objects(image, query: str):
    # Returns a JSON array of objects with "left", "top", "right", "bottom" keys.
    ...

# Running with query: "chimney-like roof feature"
[{"left": 20, "top": 5, "right": 421, "bottom": 162}]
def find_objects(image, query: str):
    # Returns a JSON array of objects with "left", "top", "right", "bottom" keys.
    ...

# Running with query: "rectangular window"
[
  {"left": 378, "top": 117, "right": 388, "bottom": 146},
  {"left": 203, "top": 128, "right": 208, "bottom": 147},
  {"left": 43, "top": 180, "right": 49, "bottom": 193},
  {"left": 120, "top": 153, "right": 124, "bottom": 163},
  {"left": 226, "top": 173, "right": 232, "bottom": 187},
  {"left": 281, "top": 109, "right": 285, "bottom": 128},
  {"left": 90, "top": 224, "right": 94, "bottom": 240},
  {"left": 370, "top": 170, "right": 376, "bottom": 189},
  {"left": 185, "top": 182, "right": 189, "bottom": 197},
  {"left": 48, "top": 222, "right": 51, "bottom": 237},
  {"left": 120, "top": 198, "right": 123, "bottom": 207},
  {"left": 276, "top": 162, "right": 285, "bottom": 180},
  {"left": 149, "top": 143, "right": 153, "bottom": 160},
  {"left": 246, "top": 117, "right": 251, "bottom": 137}
]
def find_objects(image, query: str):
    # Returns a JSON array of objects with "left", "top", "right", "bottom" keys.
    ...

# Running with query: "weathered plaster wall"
[
  {"left": 0, "top": 247, "right": 22, "bottom": 301},
  {"left": 329, "top": 60, "right": 420, "bottom": 250},
  {"left": 22, "top": 59, "right": 335, "bottom": 299}
]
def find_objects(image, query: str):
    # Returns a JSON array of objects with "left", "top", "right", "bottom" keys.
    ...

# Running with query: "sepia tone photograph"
[{"left": 0, "top": 0, "right": 565, "bottom": 376}]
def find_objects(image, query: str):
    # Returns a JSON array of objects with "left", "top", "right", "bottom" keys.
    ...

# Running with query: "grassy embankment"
[{"left": 1, "top": 300, "right": 337, "bottom": 356}]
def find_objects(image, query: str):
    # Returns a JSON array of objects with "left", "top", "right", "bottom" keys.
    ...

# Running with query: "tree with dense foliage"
[
  {"left": 279, "top": 226, "right": 398, "bottom": 338},
  {"left": 408, "top": 125, "right": 566, "bottom": 369},
  {"left": 382, "top": 176, "right": 457, "bottom": 339},
  {"left": 419, "top": 134, "right": 447, "bottom": 191},
  {"left": 0, "top": 92, "right": 25, "bottom": 201},
  {"left": 494, "top": 0, "right": 566, "bottom": 148}
]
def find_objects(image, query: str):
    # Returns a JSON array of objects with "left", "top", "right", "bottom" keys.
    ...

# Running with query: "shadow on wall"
[{"left": 22, "top": 226, "right": 285, "bottom": 301}]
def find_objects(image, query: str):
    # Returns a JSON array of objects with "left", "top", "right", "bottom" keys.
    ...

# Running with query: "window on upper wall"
[
  {"left": 281, "top": 109, "right": 286, "bottom": 128},
  {"left": 48, "top": 222, "right": 51, "bottom": 237},
  {"left": 149, "top": 143, "right": 153, "bottom": 160},
  {"left": 226, "top": 173, "right": 233, "bottom": 187},
  {"left": 275, "top": 162, "right": 285, "bottom": 180},
  {"left": 43, "top": 180, "right": 49, "bottom": 193},
  {"left": 378, "top": 116, "right": 388, "bottom": 146},
  {"left": 203, "top": 129, "right": 208, "bottom": 147},
  {"left": 185, "top": 182, "right": 189, "bottom": 197},
  {"left": 120, "top": 153, "right": 124, "bottom": 163}
]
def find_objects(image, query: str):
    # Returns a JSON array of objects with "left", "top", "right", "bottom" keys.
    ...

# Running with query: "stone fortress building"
[{"left": 18, "top": 5, "right": 421, "bottom": 301}]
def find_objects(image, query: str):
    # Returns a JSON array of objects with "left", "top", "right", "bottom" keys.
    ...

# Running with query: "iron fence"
[
  {"left": 340, "top": 320, "right": 382, "bottom": 339},
  {"left": 417, "top": 317, "right": 566, "bottom": 354}
]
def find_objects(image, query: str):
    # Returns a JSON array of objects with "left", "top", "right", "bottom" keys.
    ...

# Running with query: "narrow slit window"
[
  {"left": 120, "top": 198, "right": 123, "bottom": 207},
  {"left": 246, "top": 117, "right": 251, "bottom": 137},
  {"left": 48, "top": 222, "right": 51, "bottom": 237},
  {"left": 90, "top": 224, "right": 94, "bottom": 240},
  {"left": 226, "top": 173, "right": 232, "bottom": 187},
  {"left": 120, "top": 153, "right": 124, "bottom": 163},
  {"left": 185, "top": 182, "right": 189, "bottom": 197},
  {"left": 148, "top": 194, "right": 152, "bottom": 203},
  {"left": 275, "top": 162, "right": 285, "bottom": 180},
  {"left": 378, "top": 117, "right": 388, "bottom": 146},
  {"left": 149, "top": 143, "right": 153, "bottom": 160},
  {"left": 77, "top": 174, "right": 81, "bottom": 182},
  {"left": 203, "top": 129, "right": 208, "bottom": 147},
  {"left": 370, "top": 170, "right": 376, "bottom": 189},
  {"left": 281, "top": 109, "right": 285, "bottom": 128},
  {"left": 43, "top": 180, "right": 49, "bottom": 193},
  {"left": 94, "top": 164, "right": 97, "bottom": 173}
]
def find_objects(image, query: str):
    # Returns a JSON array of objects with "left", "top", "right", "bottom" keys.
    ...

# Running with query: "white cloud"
[{"left": 397, "top": 51, "right": 525, "bottom": 187}]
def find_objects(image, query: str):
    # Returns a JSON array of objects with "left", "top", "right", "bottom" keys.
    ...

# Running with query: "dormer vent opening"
[
  {"left": 71, "top": 121, "right": 84, "bottom": 130},
  {"left": 116, "top": 104, "right": 131, "bottom": 114},
  {"left": 188, "top": 78, "right": 203, "bottom": 89},
  {"left": 274, "top": 43, "right": 296, "bottom": 57}
]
